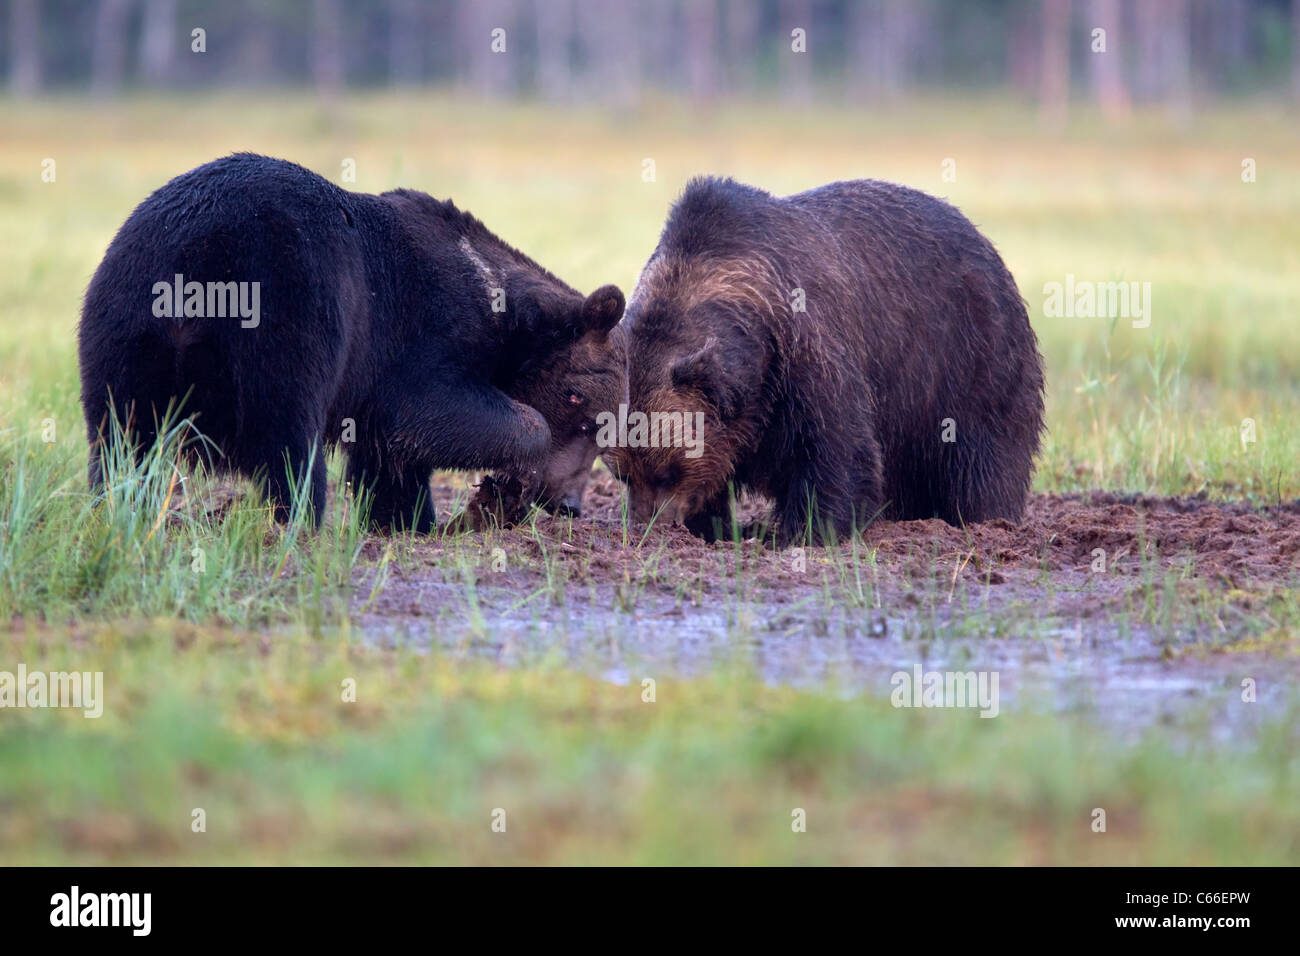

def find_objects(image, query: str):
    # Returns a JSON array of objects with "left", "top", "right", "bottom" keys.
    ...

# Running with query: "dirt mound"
[
  {"left": 862, "top": 492, "right": 1300, "bottom": 584},
  {"left": 366, "top": 476, "right": 1300, "bottom": 720},
  {"left": 430, "top": 473, "right": 1300, "bottom": 590}
]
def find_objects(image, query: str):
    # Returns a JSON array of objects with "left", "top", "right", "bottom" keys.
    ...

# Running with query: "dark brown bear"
[
  {"left": 467, "top": 322, "right": 628, "bottom": 526},
  {"left": 610, "top": 176, "right": 1045, "bottom": 546},
  {"left": 79, "top": 153, "right": 626, "bottom": 532}
]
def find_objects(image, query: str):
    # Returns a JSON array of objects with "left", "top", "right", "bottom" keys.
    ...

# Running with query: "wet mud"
[{"left": 348, "top": 473, "right": 1300, "bottom": 737}]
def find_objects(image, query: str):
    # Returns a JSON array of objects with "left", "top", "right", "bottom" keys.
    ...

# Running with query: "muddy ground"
[{"left": 350, "top": 473, "right": 1300, "bottom": 738}]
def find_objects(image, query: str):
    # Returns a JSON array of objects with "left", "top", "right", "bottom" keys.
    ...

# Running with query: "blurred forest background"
[
  {"left": 3, "top": 1, "right": 1298, "bottom": 501},
  {"left": 4, "top": 0, "right": 1299, "bottom": 112},
  {"left": 2, "top": 3, "right": 1299, "bottom": 868}
]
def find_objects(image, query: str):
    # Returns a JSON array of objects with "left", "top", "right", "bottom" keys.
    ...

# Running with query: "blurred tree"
[
  {"left": 535, "top": 0, "right": 573, "bottom": 101},
  {"left": 230, "top": 5, "right": 277, "bottom": 87},
  {"left": 849, "top": 0, "right": 914, "bottom": 101},
  {"left": 140, "top": 0, "right": 176, "bottom": 85},
  {"left": 1293, "top": 0, "right": 1300, "bottom": 101},
  {"left": 582, "top": 0, "right": 641, "bottom": 110},
  {"left": 2, "top": 0, "right": 1294, "bottom": 107},
  {"left": 1039, "top": 0, "right": 1070, "bottom": 127},
  {"left": 460, "top": 0, "right": 514, "bottom": 98},
  {"left": 1199, "top": 0, "right": 1249, "bottom": 93},
  {"left": 313, "top": 0, "right": 344, "bottom": 99},
  {"left": 1134, "top": 0, "right": 1160, "bottom": 99},
  {"left": 1008, "top": 3, "right": 1040, "bottom": 97},
  {"left": 638, "top": 0, "right": 678, "bottom": 95},
  {"left": 1088, "top": 0, "right": 1129, "bottom": 119},
  {"left": 8, "top": 0, "right": 41, "bottom": 97},
  {"left": 780, "top": 0, "right": 812, "bottom": 102},
  {"left": 388, "top": 0, "right": 423, "bottom": 85},
  {"left": 685, "top": 0, "right": 719, "bottom": 103},
  {"left": 1166, "top": 0, "right": 1192, "bottom": 120},
  {"left": 90, "top": 0, "right": 130, "bottom": 98},
  {"left": 724, "top": 0, "right": 760, "bottom": 96},
  {"left": 1133, "top": 0, "right": 1191, "bottom": 117}
]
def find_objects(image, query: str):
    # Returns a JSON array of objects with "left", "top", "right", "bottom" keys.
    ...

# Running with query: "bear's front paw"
[{"left": 462, "top": 472, "right": 532, "bottom": 531}]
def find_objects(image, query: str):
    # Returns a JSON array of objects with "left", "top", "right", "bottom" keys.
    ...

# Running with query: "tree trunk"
[
  {"left": 724, "top": 0, "right": 760, "bottom": 97},
  {"left": 1165, "top": 0, "right": 1192, "bottom": 121},
  {"left": 1088, "top": 0, "right": 1129, "bottom": 120},
  {"left": 140, "top": 0, "right": 177, "bottom": 86},
  {"left": 9, "top": 0, "right": 41, "bottom": 98},
  {"left": 232, "top": 18, "right": 274, "bottom": 86},
  {"left": 638, "top": 0, "right": 677, "bottom": 93},
  {"left": 535, "top": 0, "right": 573, "bottom": 101},
  {"left": 1007, "top": 10, "right": 1040, "bottom": 97},
  {"left": 1292, "top": 0, "right": 1300, "bottom": 102},
  {"left": 847, "top": 0, "right": 877, "bottom": 99},
  {"left": 780, "top": 0, "right": 813, "bottom": 103},
  {"left": 1039, "top": 0, "right": 1070, "bottom": 129},
  {"left": 590, "top": 0, "right": 640, "bottom": 110},
  {"left": 312, "top": 0, "right": 345, "bottom": 101},
  {"left": 91, "top": 0, "right": 131, "bottom": 98},
  {"left": 388, "top": 0, "right": 422, "bottom": 86},
  {"left": 1134, "top": 0, "right": 1160, "bottom": 101},
  {"left": 684, "top": 0, "right": 718, "bottom": 103},
  {"left": 460, "top": 0, "right": 513, "bottom": 98},
  {"left": 852, "top": 0, "right": 910, "bottom": 101}
]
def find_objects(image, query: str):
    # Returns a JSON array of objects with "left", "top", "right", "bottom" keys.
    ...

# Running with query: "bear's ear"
[
  {"left": 580, "top": 285, "right": 625, "bottom": 338},
  {"left": 670, "top": 338, "right": 745, "bottom": 420},
  {"left": 507, "top": 274, "right": 568, "bottom": 338}
]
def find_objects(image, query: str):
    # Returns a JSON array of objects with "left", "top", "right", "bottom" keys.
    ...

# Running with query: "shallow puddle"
[{"left": 347, "top": 482, "right": 1300, "bottom": 740}]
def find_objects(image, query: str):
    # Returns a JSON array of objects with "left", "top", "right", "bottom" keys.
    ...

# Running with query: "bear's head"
[
  {"left": 609, "top": 276, "right": 767, "bottom": 529},
  {"left": 504, "top": 282, "right": 627, "bottom": 516}
]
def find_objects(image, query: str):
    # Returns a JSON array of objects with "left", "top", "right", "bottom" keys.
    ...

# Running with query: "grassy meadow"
[{"left": 1, "top": 94, "right": 1298, "bottom": 864}]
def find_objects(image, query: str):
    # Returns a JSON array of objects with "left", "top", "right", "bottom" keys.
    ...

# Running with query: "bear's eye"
[
  {"left": 651, "top": 467, "right": 680, "bottom": 488},
  {"left": 567, "top": 391, "right": 585, "bottom": 406}
]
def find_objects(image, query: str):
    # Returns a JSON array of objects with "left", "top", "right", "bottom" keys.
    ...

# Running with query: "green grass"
[
  {"left": 2, "top": 622, "right": 1297, "bottom": 865},
  {"left": 2, "top": 92, "right": 1297, "bottom": 622},
  {"left": 3, "top": 92, "right": 1298, "bottom": 504},
  {"left": 0, "top": 416, "right": 368, "bottom": 627},
  {"left": 1, "top": 93, "right": 1298, "bottom": 864}
]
